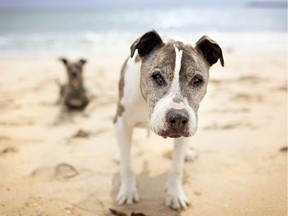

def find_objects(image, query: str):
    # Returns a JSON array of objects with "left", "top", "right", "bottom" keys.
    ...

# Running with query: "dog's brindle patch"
[
  {"left": 113, "top": 57, "right": 129, "bottom": 123},
  {"left": 114, "top": 53, "right": 142, "bottom": 123}
]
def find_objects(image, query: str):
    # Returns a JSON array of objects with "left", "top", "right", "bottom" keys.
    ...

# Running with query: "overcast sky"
[
  {"left": 0, "top": 0, "right": 256, "bottom": 9},
  {"left": 0, "top": 0, "right": 286, "bottom": 10}
]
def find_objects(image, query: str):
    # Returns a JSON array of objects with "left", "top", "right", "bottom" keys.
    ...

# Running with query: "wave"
[
  {"left": 0, "top": 6, "right": 286, "bottom": 56},
  {"left": 0, "top": 31, "right": 286, "bottom": 57}
]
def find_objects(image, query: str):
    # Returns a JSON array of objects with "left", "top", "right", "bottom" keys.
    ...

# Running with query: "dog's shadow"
[
  {"left": 110, "top": 160, "right": 182, "bottom": 216},
  {"left": 51, "top": 110, "right": 79, "bottom": 125}
]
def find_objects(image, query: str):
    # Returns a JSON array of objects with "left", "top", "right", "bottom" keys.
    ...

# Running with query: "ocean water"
[{"left": 0, "top": 6, "right": 286, "bottom": 56}]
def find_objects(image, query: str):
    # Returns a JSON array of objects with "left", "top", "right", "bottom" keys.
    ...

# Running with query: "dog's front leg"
[
  {"left": 166, "top": 137, "right": 189, "bottom": 210},
  {"left": 114, "top": 117, "right": 139, "bottom": 205}
]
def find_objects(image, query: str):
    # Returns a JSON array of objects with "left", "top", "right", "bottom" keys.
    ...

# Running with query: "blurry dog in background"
[{"left": 57, "top": 58, "right": 89, "bottom": 113}]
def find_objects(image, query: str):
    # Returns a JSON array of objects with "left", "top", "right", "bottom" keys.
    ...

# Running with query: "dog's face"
[
  {"left": 131, "top": 30, "right": 224, "bottom": 138},
  {"left": 59, "top": 58, "right": 87, "bottom": 88}
]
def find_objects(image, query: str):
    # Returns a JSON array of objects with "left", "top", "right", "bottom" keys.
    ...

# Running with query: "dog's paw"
[
  {"left": 165, "top": 184, "right": 189, "bottom": 210},
  {"left": 116, "top": 178, "right": 139, "bottom": 205},
  {"left": 185, "top": 148, "right": 197, "bottom": 162}
]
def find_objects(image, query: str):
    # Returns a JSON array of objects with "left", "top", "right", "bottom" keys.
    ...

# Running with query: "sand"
[{"left": 0, "top": 50, "right": 287, "bottom": 216}]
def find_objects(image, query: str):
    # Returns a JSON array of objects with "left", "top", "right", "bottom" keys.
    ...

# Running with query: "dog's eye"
[
  {"left": 152, "top": 72, "right": 166, "bottom": 86},
  {"left": 191, "top": 74, "right": 204, "bottom": 87}
]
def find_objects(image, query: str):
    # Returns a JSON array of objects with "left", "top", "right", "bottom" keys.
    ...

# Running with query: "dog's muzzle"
[{"left": 161, "top": 108, "right": 190, "bottom": 138}]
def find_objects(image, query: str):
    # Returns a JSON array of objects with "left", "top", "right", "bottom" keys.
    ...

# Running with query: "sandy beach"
[{"left": 0, "top": 48, "right": 286, "bottom": 216}]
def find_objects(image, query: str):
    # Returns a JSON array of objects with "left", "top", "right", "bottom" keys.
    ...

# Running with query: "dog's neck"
[
  {"left": 69, "top": 82, "right": 86, "bottom": 94},
  {"left": 68, "top": 77, "right": 85, "bottom": 93}
]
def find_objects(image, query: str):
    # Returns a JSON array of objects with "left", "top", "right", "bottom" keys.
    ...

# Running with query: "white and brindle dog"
[{"left": 113, "top": 30, "right": 224, "bottom": 210}]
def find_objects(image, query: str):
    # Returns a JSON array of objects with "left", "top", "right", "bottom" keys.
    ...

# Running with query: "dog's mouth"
[
  {"left": 162, "top": 135, "right": 181, "bottom": 139},
  {"left": 149, "top": 120, "right": 193, "bottom": 139},
  {"left": 158, "top": 130, "right": 189, "bottom": 139}
]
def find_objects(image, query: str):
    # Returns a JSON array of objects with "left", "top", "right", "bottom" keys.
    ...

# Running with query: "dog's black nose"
[{"left": 167, "top": 109, "right": 189, "bottom": 131}]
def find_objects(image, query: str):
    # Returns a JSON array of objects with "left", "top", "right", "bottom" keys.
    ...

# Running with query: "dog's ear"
[
  {"left": 79, "top": 59, "right": 87, "bottom": 65},
  {"left": 196, "top": 36, "right": 224, "bottom": 67},
  {"left": 130, "top": 29, "right": 163, "bottom": 58},
  {"left": 59, "top": 57, "right": 68, "bottom": 65}
]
